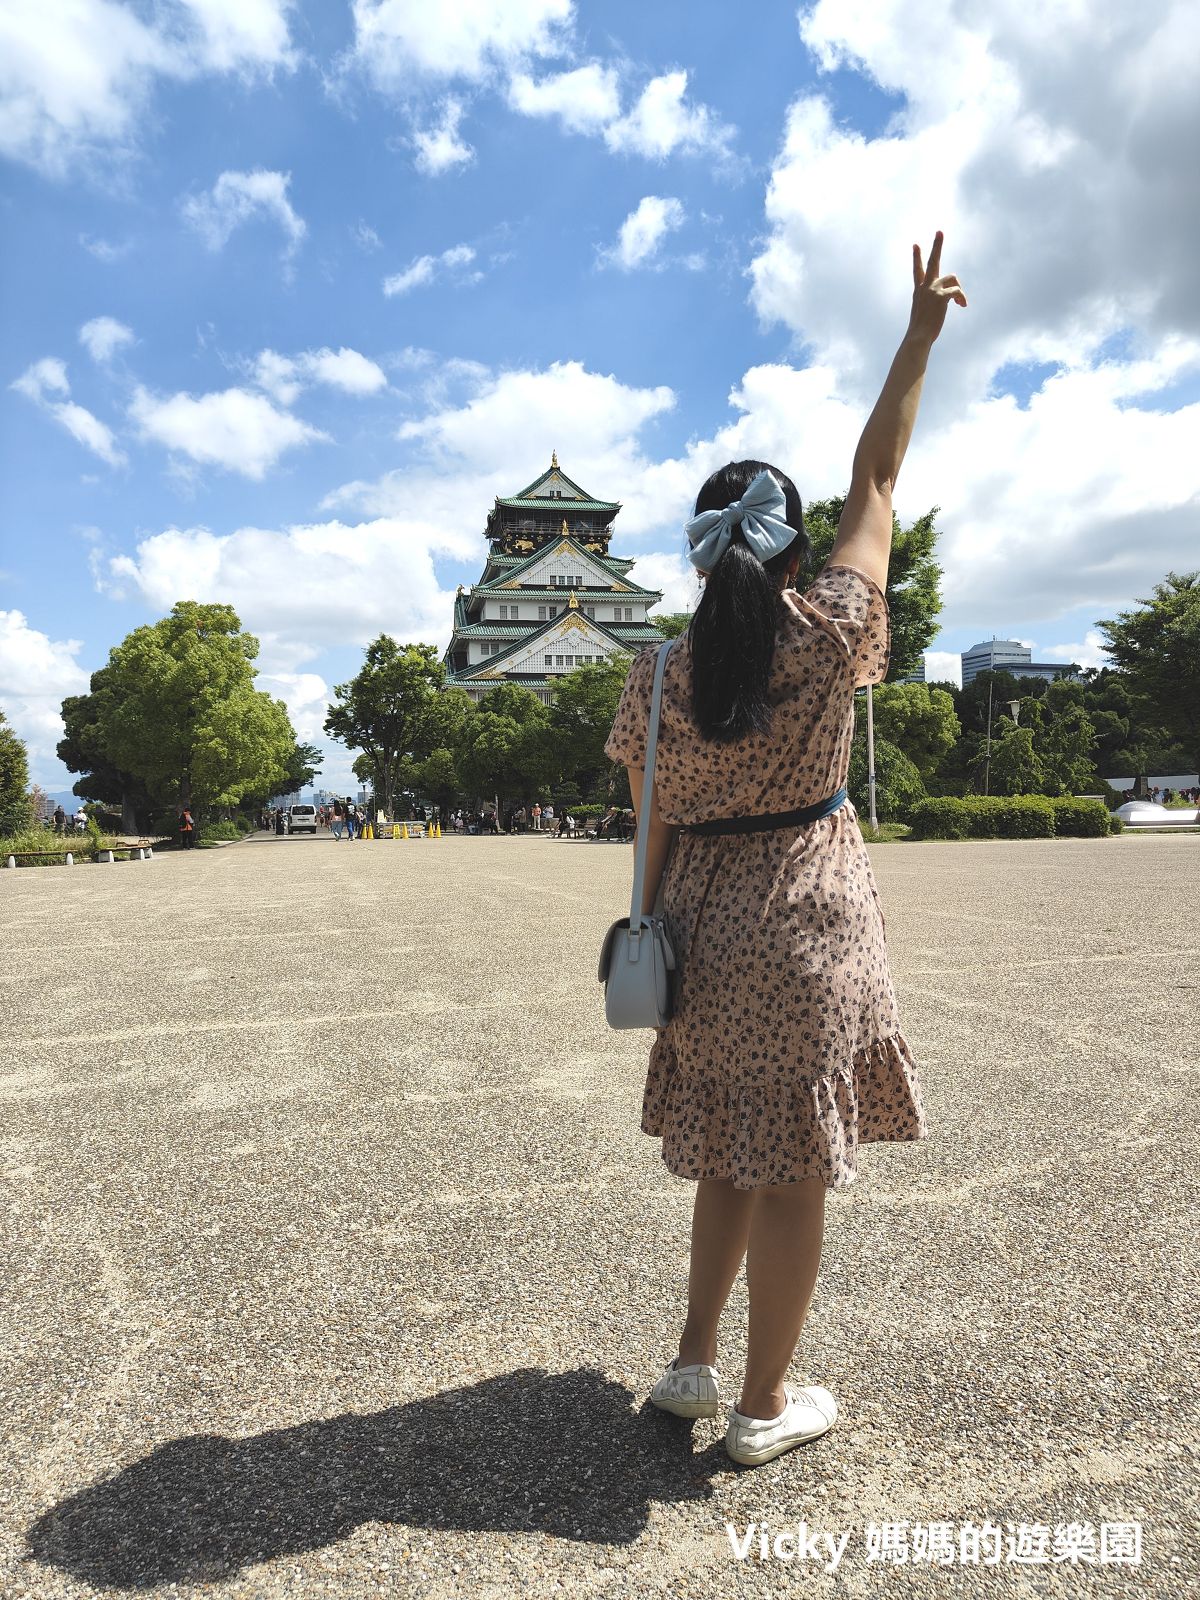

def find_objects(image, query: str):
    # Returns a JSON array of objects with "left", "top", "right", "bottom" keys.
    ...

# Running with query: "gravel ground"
[{"left": 1, "top": 830, "right": 1196, "bottom": 1599}]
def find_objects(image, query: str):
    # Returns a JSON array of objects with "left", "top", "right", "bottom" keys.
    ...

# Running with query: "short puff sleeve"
[
  {"left": 800, "top": 563, "right": 891, "bottom": 688},
  {"left": 603, "top": 646, "right": 658, "bottom": 767}
]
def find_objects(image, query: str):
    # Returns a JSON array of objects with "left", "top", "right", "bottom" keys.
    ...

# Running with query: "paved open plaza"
[{"left": 2, "top": 830, "right": 1196, "bottom": 1598}]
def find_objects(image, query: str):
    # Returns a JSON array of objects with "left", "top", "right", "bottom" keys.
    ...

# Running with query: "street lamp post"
[{"left": 983, "top": 676, "right": 994, "bottom": 796}]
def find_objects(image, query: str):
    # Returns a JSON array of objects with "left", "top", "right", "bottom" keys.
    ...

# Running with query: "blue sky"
[{"left": 2, "top": 0, "right": 1198, "bottom": 795}]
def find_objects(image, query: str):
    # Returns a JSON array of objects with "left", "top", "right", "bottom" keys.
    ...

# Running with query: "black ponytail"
[{"left": 687, "top": 459, "right": 810, "bottom": 742}]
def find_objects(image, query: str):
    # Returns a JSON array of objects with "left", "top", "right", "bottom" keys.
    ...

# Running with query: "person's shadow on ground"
[{"left": 24, "top": 1368, "right": 725, "bottom": 1590}]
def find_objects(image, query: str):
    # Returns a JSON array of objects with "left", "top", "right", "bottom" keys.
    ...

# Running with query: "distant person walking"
[
  {"left": 179, "top": 807, "right": 195, "bottom": 849},
  {"left": 602, "top": 230, "right": 960, "bottom": 1466}
]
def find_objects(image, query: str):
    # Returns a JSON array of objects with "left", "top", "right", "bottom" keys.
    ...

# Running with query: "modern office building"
[{"left": 961, "top": 637, "right": 1081, "bottom": 688}]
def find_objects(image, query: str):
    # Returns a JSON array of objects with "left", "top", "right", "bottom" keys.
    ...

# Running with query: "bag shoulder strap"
[{"left": 629, "top": 639, "right": 675, "bottom": 927}]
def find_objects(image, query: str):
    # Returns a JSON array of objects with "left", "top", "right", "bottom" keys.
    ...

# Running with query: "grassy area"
[
  {"left": 0, "top": 825, "right": 120, "bottom": 864},
  {"left": 858, "top": 822, "right": 913, "bottom": 843}
]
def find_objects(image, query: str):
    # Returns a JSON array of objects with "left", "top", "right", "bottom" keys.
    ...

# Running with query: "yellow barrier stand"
[
  {"left": 401, "top": 823, "right": 409, "bottom": 840},
  {"left": 435, "top": 821, "right": 442, "bottom": 838},
  {"left": 392, "top": 823, "right": 400, "bottom": 839}
]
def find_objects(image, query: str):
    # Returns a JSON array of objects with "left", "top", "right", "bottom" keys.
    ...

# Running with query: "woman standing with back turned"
[{"left": 603, "top": 233, "right": 966, "bottom": 1467}]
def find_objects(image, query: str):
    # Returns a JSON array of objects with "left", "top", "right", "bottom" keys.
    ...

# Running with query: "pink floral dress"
[{"left": 603, "top": 563, "right": 928, "bottom": 1190}]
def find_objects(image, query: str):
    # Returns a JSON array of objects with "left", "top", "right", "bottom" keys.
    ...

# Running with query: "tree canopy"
[
  {"left": 1095, "top": 571, "right": 1200, "bottom": 778},
  {"left": 58, "top": 664, "right": 158, "bottom": 830},
  {"left": 804, "top": 494, "right": 945, "bottom": 680},
  {"left": 0, "top": 710, "right": 31, "bottom": 835},
  {"left": 85, "top": 602, "right": 295, "bottom": 811},
  {"left": 323, "top": 637, "right": 444, "bottom": 815}
]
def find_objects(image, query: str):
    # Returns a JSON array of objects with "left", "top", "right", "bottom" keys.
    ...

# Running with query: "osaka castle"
[{"left": 442, "top": 454, "right": 669, "bottom": 705}]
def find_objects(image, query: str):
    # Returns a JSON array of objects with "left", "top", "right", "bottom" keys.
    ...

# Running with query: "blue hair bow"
[{"left": 684, "top": 469, "right": 796, "bottom": 573}]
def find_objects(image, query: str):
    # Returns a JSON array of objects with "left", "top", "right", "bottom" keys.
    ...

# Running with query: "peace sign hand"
[{"left": 908, "top": 230, "right": 967, "bottom": 345}]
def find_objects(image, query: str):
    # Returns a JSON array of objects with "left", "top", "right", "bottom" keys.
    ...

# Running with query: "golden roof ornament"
[
  {"left": 568, "top": 590, "right": 579, "bottom": 609},
  {"left": 551, "top": 449, "right": 558, "bottom": 469},
  {"left": 561, "top": 517, "right": 569, "bottom": 535}
]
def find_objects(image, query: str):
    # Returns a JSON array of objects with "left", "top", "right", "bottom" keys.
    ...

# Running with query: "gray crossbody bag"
[{"left": 597, "top": 640, "right": 679, "bottom": 1029}]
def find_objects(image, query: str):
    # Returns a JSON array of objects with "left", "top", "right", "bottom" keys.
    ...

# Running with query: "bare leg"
[
  {"left": 675, "top": 1178, "right": 754, "bottom": 1368},
  {"left": 738, "top": 1177, "right": 826, "bottom": 1420}
]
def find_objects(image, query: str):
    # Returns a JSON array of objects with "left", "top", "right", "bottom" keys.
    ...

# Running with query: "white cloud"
[
  {"left": 79, "top": 315, "right": 134, "bottom": 363},
  {"left": 104, "top": 358, "right": 676, "bottom": 679},
  {"left": 352, "top": 220, "right": 382, "bottom": 251},
  {"left": 390, "top": 359, "right": 675, "bottom": 484},
  {"left": 506, "top": 62, "right": 620, "bottom": 133},
  {"left": 176, "top": 0, "right": 297, "bottom": 76},
  {"left": 411, "top": 98, "right": 474, "bottom": 175},
  {"left": 181, "top": 168, "right": 305, "bottom": 255},
  {"left": 923, "top": 653, "right": 962, "bottom": 687},
  {"left": 1036, "top": 631, "right": 1112, "bottom": 672},
  {"left": 251, "top": 346, "right": 388, "bottom": 405},
  {"left": 256, "top": 670, "right": 330, "bottom": 745},
  {"left": 603, "top": 70, "right": 735, "bottom": 162},
  {"left": 751, "top": 0, "right": 1200, "bottom": 403},
  {"left": 79, "top": 233, "right": 133, "bottom": 262},
  {"left": 382, "top": 243, "right": 479, "bottom": 296},
  {"left": 600, "top": 195, "right": 686, "bottom": 271},
  {"left": 0, "top": 0, "right": 296, "bottom": 177},
  {"left": 128, "top": 383, "right": 328, "bottom": 478},
  {"left": 11, "top": 356, "right": 69, "bottom": 401},
  {"left": 333, "top": 339, "right": 1200, "bottom": 651},
  {"left": 630, "top": 550, "right": 699, "bottom": 620},
  {"left": 348, "top": 0, "right": 572, "bottom": 86},
  {"left": 10, "top": 355, "right": 125, "bottom": 466},
  {"left": 0, "top": 609, "right": 90, "bottom": 785},
  {"left": 99, "top": 517, "right": 470, "bottom": 664}
]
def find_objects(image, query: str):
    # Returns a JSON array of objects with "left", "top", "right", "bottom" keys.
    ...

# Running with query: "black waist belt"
[{"left": 681, "top": 785, "right": 849, "bottom": 837}]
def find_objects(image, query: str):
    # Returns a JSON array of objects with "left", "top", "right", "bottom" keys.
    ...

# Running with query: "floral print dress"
[{"left": 603, "top": 563, "right": 928, "bottom": 1190}]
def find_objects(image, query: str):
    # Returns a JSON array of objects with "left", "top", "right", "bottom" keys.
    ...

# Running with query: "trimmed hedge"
[
  {"left": 908, "top": 794, "right": 1110, "bottom": 840},
  {"left": 199, "top": 820, "right": 244, "bottom": 842},
  {"left": 1048, "top": 797, "right": 1111, "bottom": 837}
]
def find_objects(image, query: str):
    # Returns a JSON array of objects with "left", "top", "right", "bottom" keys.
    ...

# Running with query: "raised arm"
[{"left": 828, "top": 230, "right": 967, "bottom": 593}]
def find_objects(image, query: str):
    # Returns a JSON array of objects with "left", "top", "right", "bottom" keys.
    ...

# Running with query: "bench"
[
  {"left": 6, "top": 847, "right": 78, "bottom": 867},
  {"left": 96, "top": 839, "right": 157, "bottom": 862},
  {"left": 5, "top": 838, "right": 161, "bottom": 868}
]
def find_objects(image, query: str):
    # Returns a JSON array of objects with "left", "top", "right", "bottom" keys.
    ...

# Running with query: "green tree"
[
  {"left": 859, "top": 681, "right": 960, "bottom": 784},
  {"left": 58, "top": 666, "right": 157, "bottom": 832},
  {"left": 848, "top": 734, "right": 926, "bottom": 822},
  {"left": 97, "top": 601, "right": 295, "bottom": 811},
  {"left": 804, "top": 495, "right": 944, "bottom": 679},
  {"left": 454, "top": 682, "right": 556, "bottom": 813},
  {"left": 0, "top": 710, "right": 32, "bottom": 835},
  {"left": 324, "top": 637, "right": 445, "bottom": 817},
  {"left": 985, "top": 721, "right": 1046, "bottom": 795},
  {"left": 1095, "top": 572, "right": 1200, "bottom": 778},
  {"left": 1020, "top": 697, "right": 1098, "bottom": 795},
  {"left": 550, "top": 659, "right": 629, "bottom": 802},
  {"left": 277, "top": 741, "right": 323, "bottom": 796},
  {"left": 415, "top": 747, "right": 460, "bottom": 818},
  {"left": 647, "top": 612, "right": 690, "bottom": 639},
  {"left": 418, "top": 683, "right": 475, "bottom": 757}
]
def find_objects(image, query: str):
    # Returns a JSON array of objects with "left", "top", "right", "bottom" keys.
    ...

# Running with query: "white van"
[{"left": 288, "top": 803, "right": 318, "bottom": 834}]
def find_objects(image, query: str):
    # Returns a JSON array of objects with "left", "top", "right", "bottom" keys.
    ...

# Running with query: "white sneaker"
[
  {"left": 649, "top": 1357, "right": 722, "bottom": 1419},
  {"left": 725, "top": 1384, "right": 838, "bottom": 1465}
]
